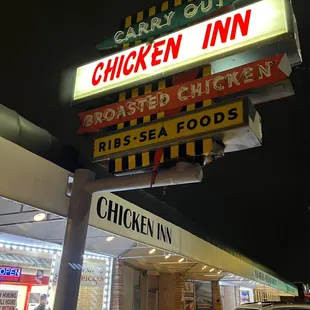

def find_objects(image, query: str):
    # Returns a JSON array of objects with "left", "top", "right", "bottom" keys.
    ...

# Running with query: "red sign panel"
[
  {"left": 0, "top": 267, "right": 21, "bottom": 283},
  {"left": 78, "top": 54, "right": 290, "bottom": 134}
]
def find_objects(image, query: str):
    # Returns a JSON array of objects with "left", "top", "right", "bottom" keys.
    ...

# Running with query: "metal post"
[
  {"left": 84, "top": 163, "right": 203, "bottom": 194},
  {"left": 53, "top": 169, "right": 95, "bottom": 310}
]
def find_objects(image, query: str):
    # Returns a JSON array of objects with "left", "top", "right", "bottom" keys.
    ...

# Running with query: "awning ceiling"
[
  {"left": 0, "top": 196, "right": 296, "bottom": 296},
  {"left": 0, "top": 196, "right": 233, "bottom": 280},
  {"left": 0, "top": 252, "right": 52, "bottom": 270}
]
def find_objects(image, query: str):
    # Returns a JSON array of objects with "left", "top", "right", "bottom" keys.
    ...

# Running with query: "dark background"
[{"left": 3, "top": 0, "right": 310, "bottom": 282}]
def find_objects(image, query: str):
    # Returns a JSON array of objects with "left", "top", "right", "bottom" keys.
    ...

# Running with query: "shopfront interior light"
[
  {"left": 106, "top": 236, "right": 114, "bottom": 242},
  {"left": 202, "top": 265, "right": 207, "bottom": 270},
  {"left": 33, "top": 212, "right": 47, "bottom": 222},
  {"left": 210, "top": 268, "right": 215, "bottom": 272},
  {"left": 217, "top": 270, "right": 222, "bottom": 274},
  {"left": 149, "top": 249, "right": 156, "bottom": 254},
  {"left": 179, "top": 258, "right": 185, "bottom": 263},
  {"left": 165, "top": 254, "right": 171, "bottom": 259}
]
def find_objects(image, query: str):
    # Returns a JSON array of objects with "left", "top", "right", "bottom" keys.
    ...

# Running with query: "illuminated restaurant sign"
[
  {"left": 74, "top": 0, "right": 292, "bottom": 101},
  {"left": 89, "top": 192, "right": 181, "bottom": 252},
  {"left": 78, "top": 54, "right": 290, "bottom": 133},
  {"left": 253, "top": 267, "right": 298, "bottom": 296},
  {"left": 93, "top": 98, "right": 261, "bottom": 160},
  {"left": 96, "top": 0, "right": 235, "bottom": 50},
  {"left": 0, "top": 267, "right": 21, "bottom": 283}
]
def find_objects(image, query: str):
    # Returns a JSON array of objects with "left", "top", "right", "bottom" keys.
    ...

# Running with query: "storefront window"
[
  {"left": 0, "top": 246, "right": 54, "bottom": 310},
  {"left": 0, "top": 241, "right": 113, "bottom": 310},
  {"left": 50, "top": 254, "right": 113, "bottom": 310}
]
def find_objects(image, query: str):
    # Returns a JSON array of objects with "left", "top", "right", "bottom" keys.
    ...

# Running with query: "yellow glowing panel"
[{"left": 94, "top": 100, "right": 244, "bottom": 159}]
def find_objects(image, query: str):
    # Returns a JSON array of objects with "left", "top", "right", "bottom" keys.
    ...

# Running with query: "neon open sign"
[{"left": 0, "top": 267, "right": 22, "bottom": 282}]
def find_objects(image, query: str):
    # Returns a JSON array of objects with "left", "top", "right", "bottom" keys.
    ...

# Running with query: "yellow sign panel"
[{"left": 94, "top": 100, "right": 244, "bottom": 160}]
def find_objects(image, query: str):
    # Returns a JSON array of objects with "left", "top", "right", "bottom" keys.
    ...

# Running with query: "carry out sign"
[
  {"left": 74, "top": 0, "right": 292, "bottom": 102},
  {"left": 96, "top": 0, "right": 235, "bottom": 50},
  {"left": 93, "top": 98, "right": 261, "bottom": 160},
  {"left": 79, "top": 54, "right": 290, "bottom": 133}
]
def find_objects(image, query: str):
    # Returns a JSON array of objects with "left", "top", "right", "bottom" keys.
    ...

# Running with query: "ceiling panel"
[{"left": 0, "top": 197, "right": 34, "bottom": 214}]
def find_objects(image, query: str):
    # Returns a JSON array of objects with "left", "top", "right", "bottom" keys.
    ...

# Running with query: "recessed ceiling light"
[
  {"left": 149, "top": 249, "right": 156, "bottom": 254},
  {"left": 106, "top": 236, "right": 114, "bottom": 242},
  {"left": 33, "top": 213, "right": 46, "bottom": 222},
  {"left": 179, "top": 258, "right": 185, "bottom": 262},
  {"left": 209, "top": 268, "right": 215, "bottom": 272},
  {"left": 202, "top": 265, "right": 207, "bottom": 270},
  {"left": 217, "top": 270, "right": 222, "bottom": 274},
  {"left": 165, "top": 254, "right": 171, "bottom": 259}
]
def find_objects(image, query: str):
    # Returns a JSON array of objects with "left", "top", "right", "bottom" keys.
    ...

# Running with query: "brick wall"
[
  {"left": 77, "top": 286, "right": 103, "bottom": 310},
  {"left": 158, "top": 273, "right": 184, "bottom": 310},
  {"left": 212, "top": 281, "right": 223, "bottom": 310}
]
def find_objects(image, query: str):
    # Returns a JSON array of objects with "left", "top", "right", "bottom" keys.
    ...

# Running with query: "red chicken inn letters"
[
  {"left": 73, "top": 0, "right": 290, "bottom": 101},
  {"left": 78, "top": 54, "right": 291, "bottom": 134},
  {"left": 73, "top": 0, "right": 291, "bottom": 100},
  {"left": 91, "top": 9, "right": 249, "bottom": 86}
]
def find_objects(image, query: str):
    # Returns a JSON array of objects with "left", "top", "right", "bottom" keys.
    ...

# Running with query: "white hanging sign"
[
  {"left": 74, "top": 0, "right": 292, "bottom": 101},
  {"left": 89, "top": 192, "right": 181, "bottom": 253}
]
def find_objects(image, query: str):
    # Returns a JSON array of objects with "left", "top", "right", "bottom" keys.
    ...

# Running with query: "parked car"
[{"left": 236, "top": 302, "right": 310, "bottom": 310}]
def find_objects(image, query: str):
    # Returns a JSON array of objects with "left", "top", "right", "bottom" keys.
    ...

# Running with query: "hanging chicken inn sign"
[
  {"left": 72, "top": 0, "right": 300, "bottom": 178},
  {"left": 73, "top": 0, "right": 294, "bottom": 102}
]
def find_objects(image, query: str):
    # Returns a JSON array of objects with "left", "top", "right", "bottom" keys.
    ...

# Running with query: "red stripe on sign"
[
  {"left": 150, "top": 70, "right": 200, "bottom": 187},
  {"left": 78, "top": 54, "right": 290, "bottom": 134}
]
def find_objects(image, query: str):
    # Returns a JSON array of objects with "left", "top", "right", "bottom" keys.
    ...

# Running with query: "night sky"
[{"left": 3, "top": 0, "right": 310, "bottom": 283}]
